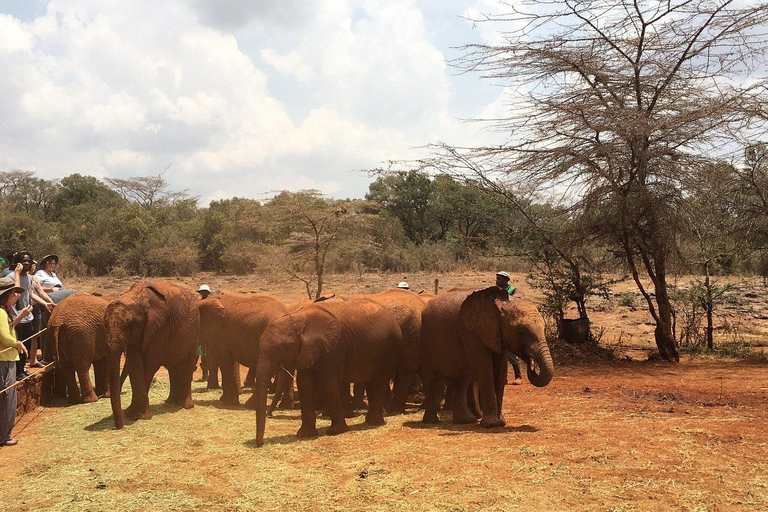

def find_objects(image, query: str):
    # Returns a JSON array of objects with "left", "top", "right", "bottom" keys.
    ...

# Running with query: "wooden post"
[{"left": 434, "top": 279, "right": 439, "bottom": 295}]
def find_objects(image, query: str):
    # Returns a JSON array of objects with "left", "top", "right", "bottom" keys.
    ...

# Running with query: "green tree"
[{"left": 438, "top": 0, "right": 768, "bottom": 361}]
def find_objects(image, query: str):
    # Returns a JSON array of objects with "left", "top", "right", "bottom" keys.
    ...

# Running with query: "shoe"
[
  {"left": 29, "top": 361, "right": 44, "bottom": 368},
  {"left": 17, "top": 371, "right": 31, "bottom": 381},
  {"left": 1, "top": 438, "right": 18, "bottom": 446}
]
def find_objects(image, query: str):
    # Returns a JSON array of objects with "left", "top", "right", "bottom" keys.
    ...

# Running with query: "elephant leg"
[
  {"left": 471, "top": 355, "right": 505, "bottom": 428},
  {"left": 93, "top": 357, "right": 108, "bottom": 397},
  {"left": 207, "top": 362, "right": 220, "bottom": 389},
  {"left": 295, "top": 369, "right": 319, "bottom": 438},
  {"left": 124, "top": 348, "right": 152, "bottom": 420},
  {"left": 243, "top": 366, "right": 257, "bottom": 389},
  {"left": 351, "top": 382, "right": 367, "bottom": 409},
  {"left": 277, "top": 368, "right": 295, "bottom": 409},
  {"left": 64, "top": 366, "right": 80, "bottom": 404},
  {"left": 218, "top": 354, "right": 241, "bottom": 406},
  {"left": 365, "top": 378, "right": 388, "bottom": 426},
  {"left": 452, "top": 376, "right": 479, "bottom": 424},
  {"left": 468, "top": 378, "right": 481, "bottom": 419},
  {"left": 493, "top": 354, "right": 508, "bottom": 422},
  {"left": 420, "top": 364, "right": 442, "bottom": 424},
  {"left": 318, "top": 367, "right": 349, "bottom": 436},
  {"left": 388, "top": 367, "right": 414, "bottom": 415},
  {"left": 77, "top": 366, "right": 98, "bottom": 403}
]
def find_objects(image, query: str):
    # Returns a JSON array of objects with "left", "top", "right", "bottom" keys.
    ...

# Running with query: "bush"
[{"left": 618, "top": 292, "right": 636, "bottom": 307}]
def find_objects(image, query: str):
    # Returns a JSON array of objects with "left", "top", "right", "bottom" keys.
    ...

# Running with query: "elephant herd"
[{"left": 49, "top": 281, "right": 554, "bottom": 446}]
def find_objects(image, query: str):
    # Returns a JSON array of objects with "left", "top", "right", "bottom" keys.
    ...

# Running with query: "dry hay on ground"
[{"left": 1, "top": 359, "right": 766, "bottom": 512}]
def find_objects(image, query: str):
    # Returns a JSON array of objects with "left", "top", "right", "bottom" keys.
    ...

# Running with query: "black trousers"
[{"left": 15, "top": 322, "right": 34, "bottom": 376}]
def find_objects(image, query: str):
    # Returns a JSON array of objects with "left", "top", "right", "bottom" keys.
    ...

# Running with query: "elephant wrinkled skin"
[
  {"left": 420, "top": 286, "right": 554, "bottom": 427},
  {"left": 198, "top": 294, "right": 288, "bottom": 407},
  {"left": 105, "top": 281, "right": 200, "bottom": 429},
  {"left": 254, "top": 301, "right": 403, "bottom": 447},
  {"left": 49, "top": 293, "right": 110, "bottom": 403}
]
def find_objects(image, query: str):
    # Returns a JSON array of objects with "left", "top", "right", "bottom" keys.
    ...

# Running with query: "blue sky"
[{"left": 0, "top": 0, "right": 510, "bottom": 204}]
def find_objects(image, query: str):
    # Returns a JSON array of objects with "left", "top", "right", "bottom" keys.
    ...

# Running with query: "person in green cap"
[{"left": 496, "top": 271, "right": 523, "bottom": 385}]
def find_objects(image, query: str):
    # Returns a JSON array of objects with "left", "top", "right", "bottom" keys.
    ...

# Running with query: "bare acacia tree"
[
  {"left": 106, "top": 169, "right": 190, "bottom": 209},
  {"left": 436, "top": 0, "right": 768, "bottom": 361},
  {"left": 271, "top": 190, "right": 348, "bottom": 299}
]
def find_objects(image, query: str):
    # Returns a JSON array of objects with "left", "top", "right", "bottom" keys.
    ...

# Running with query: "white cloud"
[{"left": 0, "top": 1, "right": 501, "bottom": 201}]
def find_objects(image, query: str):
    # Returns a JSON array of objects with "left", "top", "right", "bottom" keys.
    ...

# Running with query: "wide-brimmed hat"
[
  {"left": 0, "top": 276, "right": 25, "bottom": 295},
  {"left": 40, "top": 254, "right": 59, "bottom": 266},
  {"left": 495, "top": 271, "right": 511, "bottom": 280},
  {"left": 397, "top": 282, "right": 410, "bottom": 289},
  {"left": 197, "top": 284, "right": 211, "bottom": 293}
]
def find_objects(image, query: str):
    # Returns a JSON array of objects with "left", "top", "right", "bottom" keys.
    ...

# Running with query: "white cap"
[
  {"left": 197, "top": 284, "right": 211, "bottom": 293},
  {"left": 397, "top": 282, "right": 410, "bottom": 289}
]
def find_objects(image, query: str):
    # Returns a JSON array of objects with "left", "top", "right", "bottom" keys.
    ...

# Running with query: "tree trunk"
[
  {"left": 704, "top": 261, "right": 714, "bottom": 351},
  {"left": 652, "top": 277, "right": 680, "bottom": 362}
]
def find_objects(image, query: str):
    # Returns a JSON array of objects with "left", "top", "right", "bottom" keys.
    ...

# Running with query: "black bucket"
[{"left": 558, "top": 317, "right": 590, "bottom": 343}]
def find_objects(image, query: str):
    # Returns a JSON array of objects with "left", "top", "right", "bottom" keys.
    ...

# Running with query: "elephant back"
[{"left": 49, "top": 293, "right": 110, "bottom": 363}]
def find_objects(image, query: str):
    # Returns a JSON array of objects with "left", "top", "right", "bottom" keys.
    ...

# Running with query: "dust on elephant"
[
  {"left": 254, "top": 301, "right": 403, "bottom": 447},
  {"left": 48, "top": 293, "right": 110, "bottom": 403},
  {"left": 198, "top": 294, "right": 288, "bottom": 407},
  {"left": 330, "top": 289, "right": 430, "bottom": 413},
  {"left": 105, "top": 281, "right": 200, "bottom": 429},
  {"left": 420, "top": 286, "right": 554, "bottom": 427}
]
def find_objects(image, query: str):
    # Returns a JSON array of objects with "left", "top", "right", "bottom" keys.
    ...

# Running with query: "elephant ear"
[
  {"left": 460, "top": 287, "right": 508, "bottom": 354},
  {"left": 142, "top": 285, "right": 170, "bottom": 350},
  {"left": 295, "top": 307, "right": 341, "bottom": 370}
]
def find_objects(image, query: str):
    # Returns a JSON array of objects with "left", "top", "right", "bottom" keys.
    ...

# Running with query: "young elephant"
[
  {"left": 254, "top": 301, "right": 403, "bottom": 447},
  {"left": 105, "top": 281, "right": 200, "bottom": 429},
  {"left": 420, "top": 287, "right": 554, "bottom": 427},
  {"left": 198, "top": 294, "right": 288, "bottom": 407},
  {"left": 48, "top": 294, "right": 110, "bottom": 403}
]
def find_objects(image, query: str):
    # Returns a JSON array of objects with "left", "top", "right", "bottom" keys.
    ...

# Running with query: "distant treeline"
[{"left": 0, "top": 170, "right": 526, "bottom": 278}]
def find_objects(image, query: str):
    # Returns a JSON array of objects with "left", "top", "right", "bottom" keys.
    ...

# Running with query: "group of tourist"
[{"left": 0, "top": 251, "right": 67, "bottom": 447}]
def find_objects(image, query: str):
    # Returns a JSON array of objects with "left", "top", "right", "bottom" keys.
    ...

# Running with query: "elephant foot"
[
  {"left": 343, "top": 408, "right": 357, "bottom": 419},
  {"left": 278, "top": 399, "right": 294, "bottom": 409},
  {"left": 207, "top": 383, "right": 220, "bottom": 390},
  {"left": 96, "top": 389, "right": 109, "bottom": 398},
  {"left": 82, "top": 393, "right": 99, "bottom": 404},
  {"left": 512, "top": 377, "right": 523, "bottom": 385},
  {"left": 422, "top": 412, "right": 440, "bottom": 424},
  {"left": 365, "top": 414, "right": 386, "bottom": 426},
  {"left": 182, "top": 395, "right": 195, "bottom": 409},
  {"left": 452, "top": 413, "right": 479, "bottom": 425},
  {"left": 125, "top": 406, "right": 152, "bottom": 421},
  {"left": 219, "top": 394, "right": 240, "bottom": 407},
  {"left": 326, "top": 422, "right": 350, "bottom": 435},
  {"left": 479, "top": 415, "right": 506, "bottom": 428},
  {"left": 296, "top": 425, "right": 319, "bottom": 438},
  {"left": 67, "top": 396, "right": 82, "bottom": 405}
]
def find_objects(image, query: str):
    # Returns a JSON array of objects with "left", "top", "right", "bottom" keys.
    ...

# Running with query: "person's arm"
[
  {"left": 0, "top": 310, "right": 27, "bottom": 356},
  {"left": 29, "top": 277, "right": 55, "bottom": 312},
  {"left": 34, "top": 270, "right": 60, "bottom": 293},
  {"left": 12, "top": 305, "right": 34, "bottom": 327}
]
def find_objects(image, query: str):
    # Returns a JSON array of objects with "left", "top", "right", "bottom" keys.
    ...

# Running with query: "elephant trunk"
[
  {"left": 108, "top": 347, "right": 124, "bottom": 429},
  {"left": 526, "top": 340, "right": 554, "bottom": 388}
]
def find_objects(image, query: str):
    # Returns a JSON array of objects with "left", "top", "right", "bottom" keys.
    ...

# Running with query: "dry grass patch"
[{"left": 1, "top": 360, "right": 766, "bottom": 511}]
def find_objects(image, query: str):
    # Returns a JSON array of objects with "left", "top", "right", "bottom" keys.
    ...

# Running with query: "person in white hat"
[
  {"left": 495, "top": 271, "right": 516, "bottom": 296},
  {"left": 397, "top": 282, "right": 410, "bottom": 290},
  {"left": 197, "top": 284, "right": 211, "bottom": 300},
  {"left": 495, "top": 271, "right": 522, "bottom": 385}
]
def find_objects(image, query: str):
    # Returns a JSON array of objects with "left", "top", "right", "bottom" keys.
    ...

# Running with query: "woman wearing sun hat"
[{"left": 0, "top": 276, "right": 30, "bottom": 446}]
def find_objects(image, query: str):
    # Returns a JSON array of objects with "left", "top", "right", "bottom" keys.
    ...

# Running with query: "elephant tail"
[{"left": 52, "top": 325, "right": 63, "bottom": 365}]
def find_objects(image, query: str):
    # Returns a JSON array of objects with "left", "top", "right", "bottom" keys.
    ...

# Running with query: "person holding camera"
[{"left": 1, "top": 276, "right": 30, "bottom": 445}]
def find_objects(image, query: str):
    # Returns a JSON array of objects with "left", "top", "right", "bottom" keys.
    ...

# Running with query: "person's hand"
[
  {"left": 21, "top": 304, "right": 33, "bottom": 316},
  {"left": 16, "top": 341, "right": 28, "bottom": 356},
  {"left": 14, "top": 263, "right": 22, "bottom": 275},
  {"left": 45, "top": 302, "right": 55, "bottom": 313}
]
